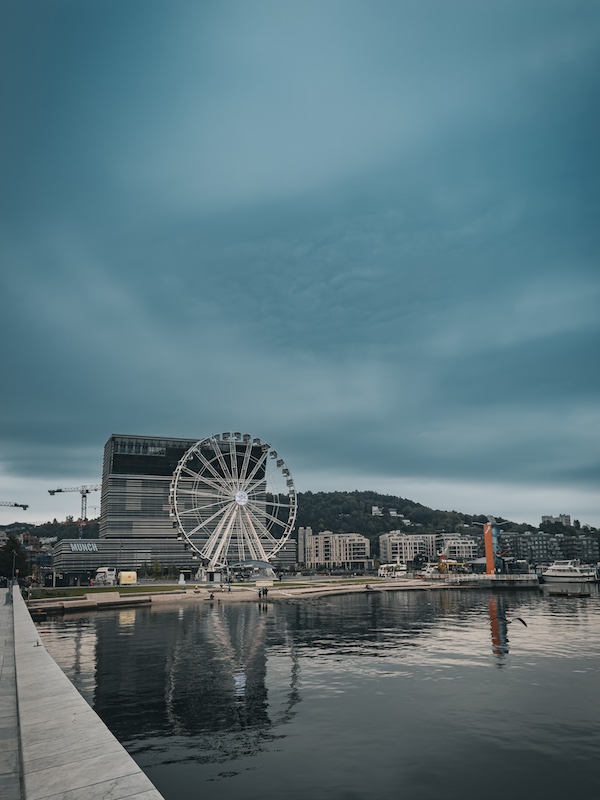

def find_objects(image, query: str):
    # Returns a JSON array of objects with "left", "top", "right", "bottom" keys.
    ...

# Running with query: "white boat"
[{"left": 542, "top": 560, "right": 598, "bottom": 583}]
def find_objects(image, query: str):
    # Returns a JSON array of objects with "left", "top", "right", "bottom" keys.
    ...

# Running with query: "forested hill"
[
  {"left": 295, "top": 490, "right": 512, "bottom": 538},
  {"left": 0, "top": 518, "right": 100, "bottom": 541}
]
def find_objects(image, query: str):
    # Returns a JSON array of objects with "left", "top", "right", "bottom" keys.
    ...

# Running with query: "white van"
[
  {"left": 94, "top": 567, "right": 116, "bottom": 586},
  {"left": 378, "top": 563, "right": 408, "bottom": 578}
]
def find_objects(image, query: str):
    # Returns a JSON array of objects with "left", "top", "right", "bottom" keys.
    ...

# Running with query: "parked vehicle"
[
  {"left": 118, "top": 571, "right": 138, "bottom": 586},
  {"left": 378, "top": 563, "right": 408, "bottom": 578},
  {"left": 94, "top": 567, "right": 117, "bottom": 586}
]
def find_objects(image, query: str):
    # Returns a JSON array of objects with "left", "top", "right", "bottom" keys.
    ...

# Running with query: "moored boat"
[{"left": 541, "top": 560, "right": 598, "bottom": 584}]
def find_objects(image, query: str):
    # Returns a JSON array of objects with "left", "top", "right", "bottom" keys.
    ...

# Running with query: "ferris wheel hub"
[{"left": 235, "top": 490, "right": 249, "bottom": 506}]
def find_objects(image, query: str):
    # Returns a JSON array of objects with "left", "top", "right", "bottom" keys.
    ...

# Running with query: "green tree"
[
  {"left": 0, "top": 533, "right": 31, "bottom": 579},
  {"left": 151, "top": 559, "right": 163, "bottom": 578}
]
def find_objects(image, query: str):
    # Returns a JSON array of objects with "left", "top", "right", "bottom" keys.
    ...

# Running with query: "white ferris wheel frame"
[{"left": 169, "top": 433, "right": 297, "bottom": 571}]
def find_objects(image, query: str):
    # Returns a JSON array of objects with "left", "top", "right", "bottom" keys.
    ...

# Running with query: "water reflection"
[
  {"left": 78, "top": 601, "right": 299, "bottom": 767},
  {"left": 487, "top": 595, "right": 509, "bottom": 661},
  {"left": 37, "top": 588, "right": 600, "bottom": 800},
  {"left": 161, "top": 603, "right": 298, "bottom": 736}
]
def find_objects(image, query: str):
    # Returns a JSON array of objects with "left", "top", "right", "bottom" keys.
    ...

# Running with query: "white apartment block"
[
  {"left": 304, "top": 531, "right": 372, "bottom": 569},
  {"left": 437, "top": 535, "right": 479, "bottom": 561},
  {"left": 541, "top": 514, "right": 571, "bottom": 527},
  {"left": 379, "top": 532, "right": 437, "bottom": 564}
]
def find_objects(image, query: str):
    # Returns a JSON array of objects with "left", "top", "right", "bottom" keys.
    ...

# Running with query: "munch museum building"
[{"left": 53, "top": 434, "right": 208, "bottom": 582}]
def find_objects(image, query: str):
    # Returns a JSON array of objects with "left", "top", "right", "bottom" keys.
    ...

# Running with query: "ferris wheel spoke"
[
  {"left": 246, "top": 494, "right": 292, "bottom": 514},
  {"left": 238, "top": 440, "right": 253, "bottom": 485},
  {"left": 210, "top": 439, "right": 236, "bottom": 486},
  {"left": 240, "top": 511, "right": 269, "bottom": 561},
  {"left": 178, "top": 499, "right": 231, "bottom": 516},
  {"left": 175, "top": 491, "right": 228, "bottom": 506},
  {"left": 185, "top": 502, "right": 233, "bottom": 536},
  {"left": 190, "top": 447, "right": 230, "bottom": 486},
  {"left": 240, "top": 450, "right": 269, "bottom": 491},
  {"left": 175, "top": 486, "right": 227, "bottom": 499},
  {"left": 232, "top": 508, "right": 254, "bottom": 561},
  {"left": 245, "top": 500, "right": 289, "bottom": 532},
  {"left": 199, "top": 513, "right": 236, "bottom": 564},
  {"left": 203, "top": 504, "right": 236, "bottom": 566},
  {"left": 179, "top": 466, "right": 225, "bottom": 495},
  {"left": 243, "top": 478, "right": 269, "bottom": 497},
  {"left": 229, "top": 439, "right": 239, "bottom": 484},
  {"left": 242, "top": 507, "right": 278, "bottom": 543}
]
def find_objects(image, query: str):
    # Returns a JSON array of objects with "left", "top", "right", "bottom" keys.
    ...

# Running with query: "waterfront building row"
[
  {"left": 497, "top": 530, "right": 598, "bottom": 564},
  {"left": 378, "top": 529, "right": 599, "bottom": 567},
  {"left": 379, "top": 532, "right": 480, "bottom": 563}
]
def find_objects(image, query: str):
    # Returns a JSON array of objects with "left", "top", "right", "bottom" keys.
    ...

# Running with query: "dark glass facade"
[{"left": 100, "top": 434, "right": 199, "bottom": 539}]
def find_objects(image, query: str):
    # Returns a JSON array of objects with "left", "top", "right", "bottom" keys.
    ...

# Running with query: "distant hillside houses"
[
  {"left": 541, "top": 514, "right": 571, "bottom": 526},
  {"left": 371, "top": 506, "right": 411, "bottom": 523}
]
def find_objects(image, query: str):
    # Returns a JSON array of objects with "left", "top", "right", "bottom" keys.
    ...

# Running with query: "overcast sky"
[{"left": 1, "top": 1, "right": 599, "bottom": 527}]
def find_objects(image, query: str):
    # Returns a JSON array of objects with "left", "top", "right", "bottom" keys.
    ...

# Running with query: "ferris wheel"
[{"left": 169, "top": 432, "right": 297, "bottom": 571}]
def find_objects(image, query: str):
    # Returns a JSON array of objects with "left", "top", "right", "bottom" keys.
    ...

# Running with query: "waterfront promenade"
[
  {"left": 0, "top": 584, "right": 165, "bottom": 800},
  {"left": 25, "top": 573, "right": 540, "bottom": 617}
]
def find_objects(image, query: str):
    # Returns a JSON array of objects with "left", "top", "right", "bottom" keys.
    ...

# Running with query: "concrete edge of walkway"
[{"left": 12, "top": 586, "right": 166, "bottom": 800}]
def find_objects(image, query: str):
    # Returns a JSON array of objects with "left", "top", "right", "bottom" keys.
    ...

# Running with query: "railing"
[{"left": 447, "top": 573, "right": 538, "bottom": 584}]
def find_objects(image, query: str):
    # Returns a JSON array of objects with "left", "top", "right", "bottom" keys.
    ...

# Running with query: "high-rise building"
[
  {"left": 100, "top": 434, "right": 199, "bottom": 538},
  {"left": 297, "top": 526, "right": 312, "bottom": 564}
]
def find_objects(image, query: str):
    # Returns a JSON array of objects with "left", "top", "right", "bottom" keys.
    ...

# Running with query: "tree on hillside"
[{"left": 0, "top": 533, "right": 31, "bottom": 579}]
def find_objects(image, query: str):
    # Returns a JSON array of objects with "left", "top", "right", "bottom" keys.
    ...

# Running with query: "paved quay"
[
  {"left": 26, "top": 573, "right": 538, "bottom": 619},
  {"left": 0, "top": 588, "right": 21, "bottom": 800},
  {"left": 8, "top": 584, "right": 166, "bottom": 800},
  {"left": 26, "top": 578, "right": 460, "bottom": 618},
  {"left": 28, "top": 580, "right": 442, "bottom": 614}
]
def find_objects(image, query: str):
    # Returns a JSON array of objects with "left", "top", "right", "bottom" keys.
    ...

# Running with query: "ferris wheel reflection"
[{"left": 163, "top": 602, "right": 301, "bottom": 740}]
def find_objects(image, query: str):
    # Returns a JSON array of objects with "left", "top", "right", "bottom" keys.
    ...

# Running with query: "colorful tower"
[{"left": 484, "top": 517, "right": 501, "bottom": 574}]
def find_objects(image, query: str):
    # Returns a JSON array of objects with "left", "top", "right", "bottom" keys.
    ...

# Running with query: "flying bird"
[{"left": 498, "top": 615, "right": 527, "bottom": 627}]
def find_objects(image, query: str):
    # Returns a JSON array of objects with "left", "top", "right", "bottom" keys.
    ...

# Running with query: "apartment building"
[{"left": 304, "top": 531, "right": 372, "bottom": 570}]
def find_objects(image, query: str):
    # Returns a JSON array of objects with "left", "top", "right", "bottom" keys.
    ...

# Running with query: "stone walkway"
[{"left": 0, "top": 588, "right": 22, "bottom": 800}]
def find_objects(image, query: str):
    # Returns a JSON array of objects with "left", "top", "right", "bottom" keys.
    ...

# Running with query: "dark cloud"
[{"left": 1, "top": 1, "right": 599, "bottom": 525}]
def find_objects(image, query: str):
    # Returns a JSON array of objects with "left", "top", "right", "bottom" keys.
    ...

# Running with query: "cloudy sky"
[{"left": 1, "top": 0, "right": 599, "bottom": 527}]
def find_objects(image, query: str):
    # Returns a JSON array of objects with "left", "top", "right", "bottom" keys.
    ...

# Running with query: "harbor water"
[{"left": 37, "top": 587, "right": 600, "bottom": 800}]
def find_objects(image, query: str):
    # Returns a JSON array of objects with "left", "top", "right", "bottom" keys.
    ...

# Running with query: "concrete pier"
[
  {"left": 1, "top": 584, "right": 165, "bottom": 800},
  {"left": 0, "top": 588, "right": 21, "bottom": 800}
]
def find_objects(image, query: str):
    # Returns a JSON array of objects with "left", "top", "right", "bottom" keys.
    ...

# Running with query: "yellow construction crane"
[
  {"left": 48, "top": 484, "right": 101, "bottom": 538},
  {"left": 0, "top": 501, "right": 29, "bottom": 510}
]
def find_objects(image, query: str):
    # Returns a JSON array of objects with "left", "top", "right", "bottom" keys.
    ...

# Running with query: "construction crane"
[
  {"left": 48, "top": 484, "right": 101, "bottom": 538},
  {"left": 0, "top": 501, "right": 29, "bottom": 510}
]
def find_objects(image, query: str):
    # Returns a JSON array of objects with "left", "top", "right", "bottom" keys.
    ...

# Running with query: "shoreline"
[{"left": 26, "top": 578, "right": 488, "bottom": 616}]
